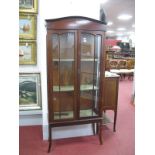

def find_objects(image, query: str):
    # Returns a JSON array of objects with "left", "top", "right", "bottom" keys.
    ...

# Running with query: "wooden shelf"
[
  {"left": 53, "top": 84, "right": 98, "bottom": 92},
  {"left": 80, "top": 109, "right": 97, "bottom": 117},
  {"left": 80, "top": 84, "right": 98, "bottom": 90},
  {"left": 54, "top": 110, "right": 97, "bottom": 119},
  {"left": 53, "top": 85, "right": 74, "bottom": 92},
  {"left": 81, "top": 58, "right": 98, "bottom": 61},
  {"left": 53, "top": 59, "right": 74, "bottom": 61},
  {"left": 53, "top": 59, "right": 99, "bottom": 62}
]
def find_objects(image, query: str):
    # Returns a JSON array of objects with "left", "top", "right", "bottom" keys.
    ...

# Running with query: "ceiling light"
[
  {"left": 107, "top": 21, "right": 113, "bottom": 26},
  {"left": 117, "top": 28, "right": 126, "bottom": 31},
  {"left": 107, "top": 30, "right": 114, "bottom": 33},
  {"left": 117, "top": 14, "right": 132, "bottom": 20},
  {"left": 127, "top": 31, "right": 135, "bottom": 34}
]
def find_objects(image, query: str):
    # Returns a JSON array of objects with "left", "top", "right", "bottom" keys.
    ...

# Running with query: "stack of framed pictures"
[{"left": 19, "top": 0, "right": 41, "bottom": 111}]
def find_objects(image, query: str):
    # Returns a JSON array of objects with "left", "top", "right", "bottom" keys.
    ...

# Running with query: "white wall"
[
  {"left": 20, "top": 0, "right": 102, "bottom": 140},
  {"left": 19, "top": 110, "right": 42, "bottom": 126}
]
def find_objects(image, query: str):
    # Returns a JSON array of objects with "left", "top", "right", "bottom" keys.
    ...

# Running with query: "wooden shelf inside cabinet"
[
  {"left": 80, "top": 84, "right": 98, "bottom": 90},
  {"left": 52, "top": 58, "right": 99, "bottom": 62},
  {"left": 54, "top": 109, "right": 98, "bottom": 120},
  {"left": 53, "top": 59, "right": 75, "bottom": 62},
  {"left": 81, "top": 58, "right": 99, "bottom": 61},
  {"left": 53, "top": 86, "right": 74, "bottom": 92},
  {"left": 53, "top": 85, "right": 98, "bottom": 92},
  {"left": 46, "top": 16, "right": 106, "bottom": 152}
]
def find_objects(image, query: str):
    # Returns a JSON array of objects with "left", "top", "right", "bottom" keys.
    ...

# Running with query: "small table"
[
  {"left": 103, "top": 71, "right": 120, "bottom": 132},
  {"left": 110, "top": 69, "right": 134, "bottom": 80},
  {"left": 93, "top": 71, "right": 120, "bottom": 134}
]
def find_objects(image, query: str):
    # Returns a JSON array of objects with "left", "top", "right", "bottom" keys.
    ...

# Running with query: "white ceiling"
[{"left": 100, "top": 0, "right": 135, "bottom": 38}]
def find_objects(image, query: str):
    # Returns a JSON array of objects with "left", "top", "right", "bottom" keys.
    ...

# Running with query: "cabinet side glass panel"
[
  {"left": 94, "top": 35, "right": 101, "bottom": 111},
  {"left": 52, "top": 32, "right": 75, "bottom": 120}
]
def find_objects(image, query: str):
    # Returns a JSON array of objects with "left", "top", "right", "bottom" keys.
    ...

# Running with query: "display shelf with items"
[
  {"left": 46, "top": 16, "right": 106, "bottom": 152},
  {"left": 106, "top": 51, "right": 135, "bottom": 59}
]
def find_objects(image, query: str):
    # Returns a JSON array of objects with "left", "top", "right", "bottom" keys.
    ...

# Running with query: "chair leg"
[
  {"left": 48, "top": 126, "right": 52, "bottom": 153},
  {"left": 92, "top": 123, "right": 96, "bottom": 135},
  {"left": 113, "top": 110, "right": 117, "bottom": 132},
  {"left": 120, "top": 74, "right": 123, "bottom": 80},
  {"left": 98, "top": 122, "right": 103, "bottom": 145},
  {"left": 120, "top": 74, "right": 124, "bottom": 80},
  {"left": 123, "top": 74, "right": 126, "bottom": 79},
  {"left": 128, "top": 74, "right": 131, "bottom": 80},
  {"left": 96, "top": 122, "right": 99, "bottom": 134}
]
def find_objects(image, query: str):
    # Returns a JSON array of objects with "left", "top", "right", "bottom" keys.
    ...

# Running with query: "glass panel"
[
  {"left": 80, "top": 33, "right": 101, "bottom": 117},
  {"left": 80, "top": 61, "right": 94, "bottom": 85},
  {"left": 53, "top": 92, "right": 74, "bottom": 120},
  {"left": 95, "top": 35, "right": 101, "bottom": 59},
  {"left": 94, "top": 35, "right": 101, "bottom": 110},
  {"left": 51, "top": 32, "right": 75, "bottom": 120},
  {"left": 81, "top": 33, "right": 94, "bottom": 59},
  {"left": 53, "top": 61, "right": 59, "bottom": 86},
  {"left": 60, "top": 33, "right": 74, "bottom": 59},
  {"left": 60, "top": 61, "right": 74, "bottom": 87},
  {"left": 52, "top": 34, "right": 59, "bottom": 59},
  {"left": 53, "top": 92, "right": 60, "bottom": 120}
]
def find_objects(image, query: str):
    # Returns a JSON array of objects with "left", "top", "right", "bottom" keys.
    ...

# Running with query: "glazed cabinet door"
[
  {"left": 78, "top": 31, "right": 103, "bottom": 118},
  {"left": 47, "top": 31, "right": 77, "bottom": 121}
]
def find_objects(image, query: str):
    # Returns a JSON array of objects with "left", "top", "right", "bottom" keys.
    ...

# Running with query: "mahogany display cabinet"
[{"left": 45, "top": 16, "right": 106, "bottom": 152}]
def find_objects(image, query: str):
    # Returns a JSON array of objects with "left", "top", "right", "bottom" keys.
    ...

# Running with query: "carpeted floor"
[{"left": 19, "top": 80, "right": 135, "bottom": 155}]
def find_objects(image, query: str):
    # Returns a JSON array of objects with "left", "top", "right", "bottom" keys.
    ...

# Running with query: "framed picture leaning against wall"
[{"left": 19, "top": 73, "right": 41, "bottom": 110}]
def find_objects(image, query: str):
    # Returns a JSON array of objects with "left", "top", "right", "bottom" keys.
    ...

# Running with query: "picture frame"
[
  {"left": 19, "top": 0, "right": 38, "bottom": 13},
  {"left": 19, "top": 14, "right": 36, "bottom": 39},
  {"left": 19, "top": 40, "right": 37, "bottom": 65},
  {"left": 19, "top": 73, "right": 42, "bottom": 110}
]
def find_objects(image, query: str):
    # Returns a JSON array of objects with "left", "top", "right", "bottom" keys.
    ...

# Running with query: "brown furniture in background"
[
  {"left": 106, "top": 59, "right": 135, "bottom": 80},
  {"left": 103, "top": 72, "right": 120, "bottom": 132},
  {"left": 109, "top": 60, "right": 118, "bottom": 69},
  {"left": 46, "top": 16, "right": 106, "bottom": 152},
  {"left": 106, "top": 51, "right": 135, "bottom": 59},
  {"left": 118, "top": 60, "right": 127, "bottom": 69},
  {"left": 106, "top": 58, "right": 134, "bottom": 70},
  {"left": 92, "top": 72, "right": 119, "bottom": 134}
]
